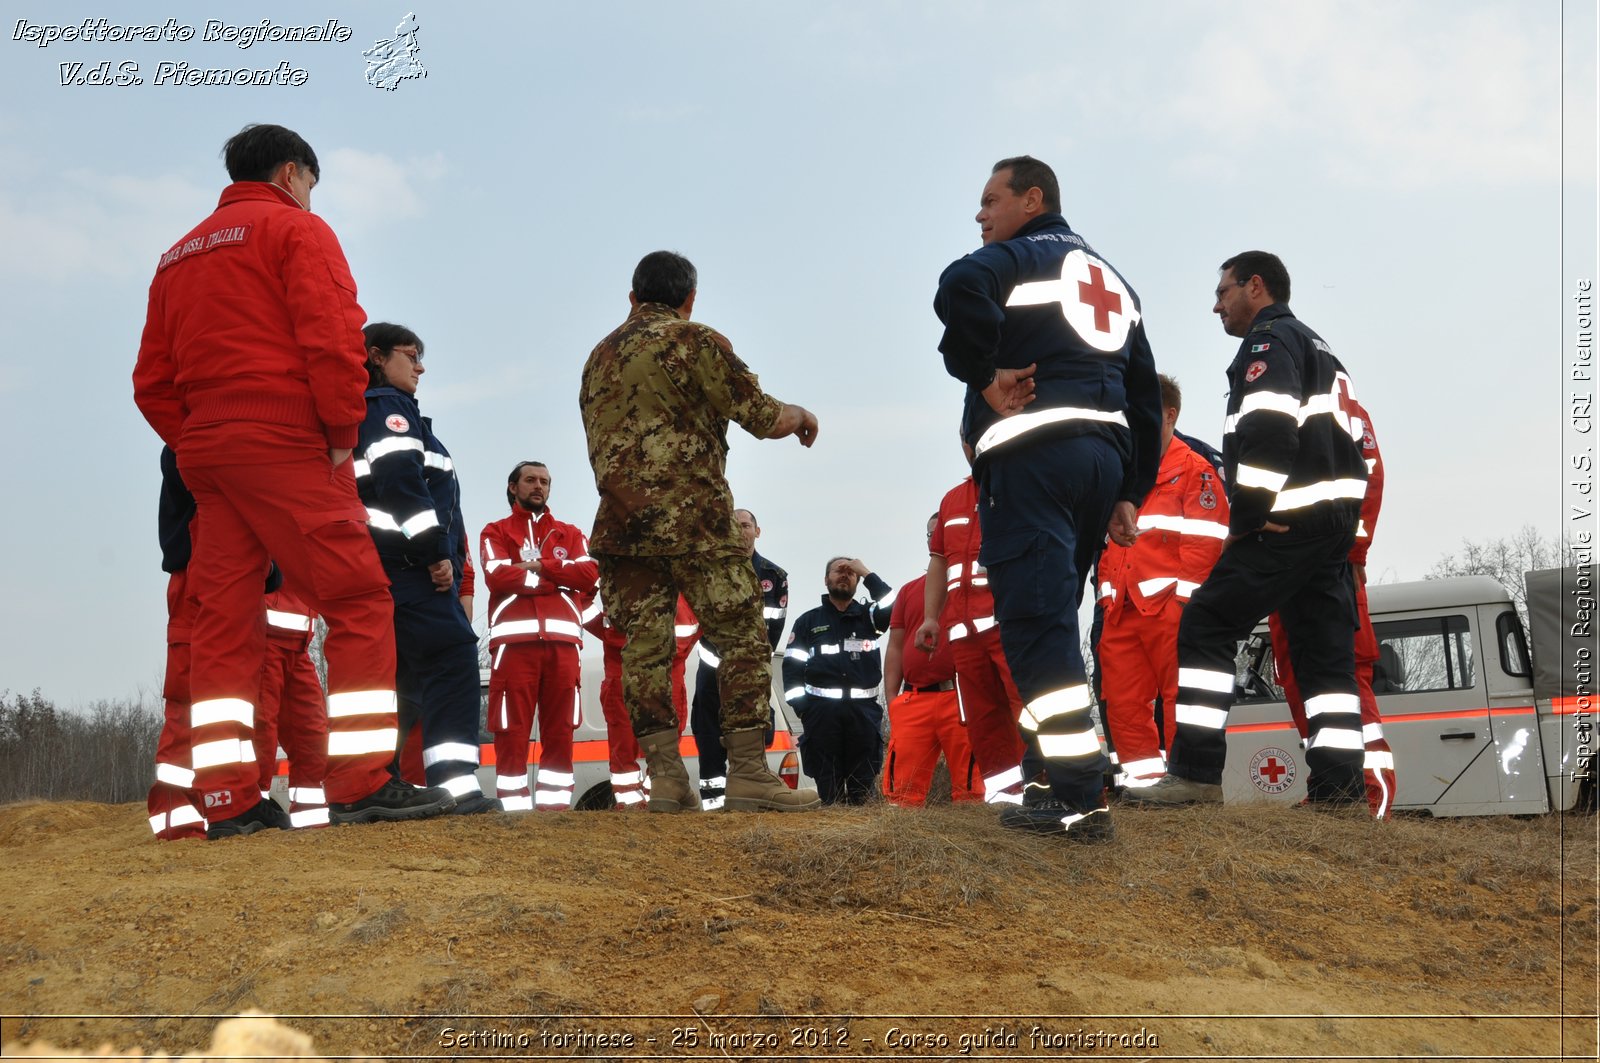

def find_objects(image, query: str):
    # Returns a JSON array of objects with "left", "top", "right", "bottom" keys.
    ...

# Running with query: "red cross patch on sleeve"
[
  {"left": 385, "top": 414, "right": 410, "bottom": 432},
  {"left": 1244, "top": 360, "right": 1268, "bottom": 383}
]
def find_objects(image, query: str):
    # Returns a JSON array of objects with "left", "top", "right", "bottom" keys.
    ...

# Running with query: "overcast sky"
[{"left": 1, "top": 1, "right": 1594, "bottom": 707}]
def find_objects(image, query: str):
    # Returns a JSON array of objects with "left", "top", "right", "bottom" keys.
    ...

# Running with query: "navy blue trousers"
[
  {"left": 389, "top": 567, "right": 482, "bottom": 791},
  {"left": 978, "top": 433, "right": 1120, "bottom": 814}
]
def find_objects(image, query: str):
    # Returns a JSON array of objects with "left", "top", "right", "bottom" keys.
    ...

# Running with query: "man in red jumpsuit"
[
  {"left": 1269, "top": 394, "right": 1396, "bottom": 817},
  {"left": 252, "top": 588, "right": 331, "bottom": 828},
  {"left": 1095, "top": 375, "right": 1229, "bottom": 788},
  {"left": 884, "top": 516, "right": 982, "bottom": 807},
  {"left": 584, "top": 596, "right": 698, "bottom": 809},
  {"left": 480, "top": 461, "right": 599, "bottom": 811},
  {"left": 916, "top": 439, "right": 1027, "bottom": 804},
  {"left": 133, "top": 124, "right": 454, "bottom": 835}
]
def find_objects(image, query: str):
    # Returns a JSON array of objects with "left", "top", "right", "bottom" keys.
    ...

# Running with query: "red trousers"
[
  {"left": 180, "top": 456, "right": 397, "bottom": 816},
  {"left": 1097, "top": 596, "right": 1182, "bottom": 783},
  {"left": 950, "top": 628, "right": 1026, "bottom": 802},
  {"left": 489, "top": 640, "right": 581, "bottom": 810},
  {"left": 253, "top": 640, "right": 330, "bottom": 828},
  {"left": 882, "top": 688, "right": 982, "bottom": 807},
  {"left": 598, "top": 634, "right": 692, "bottom": 808},
  {"left": 1270, "top": 578, "right": 1397, "bottom": 817},
  {"left": 148, "top": 572, "right": 206, "bottom": 841}
]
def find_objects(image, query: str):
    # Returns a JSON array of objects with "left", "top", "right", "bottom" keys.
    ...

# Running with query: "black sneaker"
[
  {"left": 206, "top": 797, "right": 292, "bottom": 840},
  {"left": 999, "top": 800, "right": 1114, "bottom": 843},
  {"left": 451, "top": 793, "right": 503, "bottom": 816},
  {"left": 329, "top": 779, "right": 456, "bottom": 825}
]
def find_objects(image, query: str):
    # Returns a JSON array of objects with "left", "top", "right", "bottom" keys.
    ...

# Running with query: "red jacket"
[
  {"left": 264, "top": 588, "right": 316, "bottom": 651},
  {"left": 1098, "top": 436, "right": 1228, "bottom": 617},
  {"left": 133, "top": 182, "right": 370, "bottom": 461},
  {"left": 928, "top": 477, "right": 994, "bottom": 642},
  {"left": 480, "top": 506, "right": 598, "bottom": 648},
  {"left": 1348, "top": 398, "right": 1384, "bottom": 567}
]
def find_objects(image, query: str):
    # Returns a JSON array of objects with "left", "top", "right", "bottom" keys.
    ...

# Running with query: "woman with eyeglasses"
[{"left": 354, "top": 322, "right": 499, "bottom": 814}]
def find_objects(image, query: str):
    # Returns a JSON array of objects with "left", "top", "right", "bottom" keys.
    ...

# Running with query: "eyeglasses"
[{"left": 1213, "top": 280, "right": 1247, "bottom": 302}]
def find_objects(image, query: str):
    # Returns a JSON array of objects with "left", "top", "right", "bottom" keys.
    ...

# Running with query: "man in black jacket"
[
  {"left": 782, "top": 558, "right": 895, "bottom": 804},
  {"left": 934, "top": 155, "right": 1162, "bottom": 841},
  {"left": 1129, "top": 251, "right": 1369, "bottom": 806}
]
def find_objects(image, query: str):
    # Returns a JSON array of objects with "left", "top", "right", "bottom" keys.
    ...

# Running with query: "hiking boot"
[
  {"left": 206, "top": 797, "right": 292, "bottom": 840},
  {"left": 638, "top": 728, "right": 700, "bottom": 812},
  {"left": 723, "top": 727, "right": 820, "bottom": 812},
  {"left": 1120, "top": 773, "right": 1223, "bottom": 805},
  {"left": 451, "top": 793, "right": 503, "bottom": 816},
  {"left": 999, "top": 800, "right": 1114, "bottom": 843},
  {"left": 329, "top": 778, "right": 456, "bottom": 825}
]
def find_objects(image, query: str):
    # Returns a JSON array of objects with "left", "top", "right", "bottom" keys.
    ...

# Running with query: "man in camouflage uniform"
[{"left": 580, "top": 250, "right": 821, "bottom": 813}]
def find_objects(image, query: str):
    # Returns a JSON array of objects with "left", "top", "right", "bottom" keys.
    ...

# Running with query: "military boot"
[
  {"left": 638, "top": 728, "right": 700, "bottom": 812},
  {"left": 722, "top": 727, "right": 821, "bottom": 812}
]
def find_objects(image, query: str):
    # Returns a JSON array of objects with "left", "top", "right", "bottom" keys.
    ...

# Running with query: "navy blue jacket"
[
  {"left": 782, "top": 573, "right": 895, "bottom": 723},
  {"left": 1223, "top": 304, "right": 1367, "bottom": 534},
  {"left": 934, "top": 213, "right": 1162, "bottom": 506},
  {"left": 355, "top": 386, "right": 467, "bottom": 578}
]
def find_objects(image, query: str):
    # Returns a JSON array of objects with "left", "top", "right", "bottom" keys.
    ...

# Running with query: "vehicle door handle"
[{"left": 1440, "top": 731, "right": 1477, "bottom": 741}]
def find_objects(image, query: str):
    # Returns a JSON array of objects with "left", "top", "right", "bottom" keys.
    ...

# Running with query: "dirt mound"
[{"left": 1, "top": 800, "right": 1595, "bottom": 1060}]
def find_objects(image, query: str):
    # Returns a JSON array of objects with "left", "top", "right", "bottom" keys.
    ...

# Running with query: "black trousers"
[{"left": 1167, "top": 521, "right": 1364, "bottom": 800}]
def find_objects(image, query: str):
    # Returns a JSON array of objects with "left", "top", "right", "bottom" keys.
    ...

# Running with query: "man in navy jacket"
[{"left": 935, "top": 155, "right": 1162, "bottom": 841}]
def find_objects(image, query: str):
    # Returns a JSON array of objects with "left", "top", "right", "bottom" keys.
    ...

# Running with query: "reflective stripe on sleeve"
[
  {"left": 1135, "top": 514, "right": 1229, "bottom": 539},
  {"left": 1233, "top": 464, "right": 1289, "bottom": 493}
]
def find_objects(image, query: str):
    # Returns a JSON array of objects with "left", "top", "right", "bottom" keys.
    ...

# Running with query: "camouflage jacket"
[{"left": 581, "top": 302, "right": 782, "bottom": 556}]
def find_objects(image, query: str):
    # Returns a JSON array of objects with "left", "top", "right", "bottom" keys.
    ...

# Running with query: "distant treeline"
[{"left": 0, "top": 689, "right": 162, "bottom": 804}]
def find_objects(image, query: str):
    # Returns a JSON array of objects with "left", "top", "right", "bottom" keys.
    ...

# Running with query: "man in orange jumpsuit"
[
  {"left": 917, "top": 439, "right": 1027, "bottom": 804},
  {"left": 252, "top": 588, "right": 330, "bottom": 828},
  {"left": 1095, "top": 375, "right": 1229, "bottom": 787},
  {"left": 585, "top": 596, "right": 698, "bottom": 809},
  {"left": 1268, "top": 394, "right": 1395, "bottom": 816},
  {"left": 884, "top": 516, "right": 982, "bottom": 806},
  {"left": 480, "top": 461, "right": 599, "bottom": 811},
  {"left": 133, "top": 125, "right": 453, "bottom": 834}
]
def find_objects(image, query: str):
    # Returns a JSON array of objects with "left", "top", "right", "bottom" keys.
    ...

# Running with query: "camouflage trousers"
[{"left": 595, "top": 551, "right": 771, "bottom": 737}]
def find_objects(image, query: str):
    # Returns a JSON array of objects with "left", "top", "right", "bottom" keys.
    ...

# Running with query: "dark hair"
[
  {"left": 992, "top": 155, "right": 1061, "bottom": 213},
  {"left": 734, "top": 507, "right": 758, "bottom": 527},
  {"left": 362, "top": 321, "right": 424, "bottom": 387},
  {"left": 222, "top": 123, "right": 319, "bottom": 183},
  {"left": 505, "top": 461, "right": 549, "bottom": 506},
  {"left": 1158, "top": 373, "right": 1182, "bottom": 414},
  {"left": 631, "top": 250, "right": 697, "bottom": 308},
  {"left": 824, "top": 556, "right": 852, "bottom": 580},
  {"left": 1220, "top": 250, "right": 1291, "bottom": 303}
]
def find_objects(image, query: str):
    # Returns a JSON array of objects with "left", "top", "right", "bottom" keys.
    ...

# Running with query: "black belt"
[{"left": 909, "top": 680, "right": 955, "bottom": 694}]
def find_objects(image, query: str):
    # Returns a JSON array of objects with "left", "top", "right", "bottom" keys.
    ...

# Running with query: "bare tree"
[{"left": 1427, "top": 524, "right": 1578, "bottom": 626}]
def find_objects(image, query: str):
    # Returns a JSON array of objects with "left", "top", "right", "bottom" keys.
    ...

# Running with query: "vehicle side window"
[
  {"left": 1372, "top": 614, "right": 1475, "bottom": 694},
  {"left": 1232, "top": 634, "right": 1286, "bottom": 705},
  {"left": 1496, "top": 610, "right": 1532, "bottom": 679}
]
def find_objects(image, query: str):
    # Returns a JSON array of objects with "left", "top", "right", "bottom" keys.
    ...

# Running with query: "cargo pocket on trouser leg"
[{"left": 290, "top": 508, "right": 397, "bottom": 802}]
